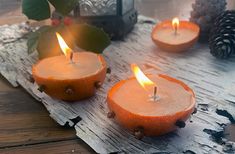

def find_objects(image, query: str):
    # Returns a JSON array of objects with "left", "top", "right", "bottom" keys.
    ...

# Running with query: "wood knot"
[
  {"left": 106, "top": 67, "right": 111, "bottom": 74},
  {"left": 38, "top": 85, "right": 45, "bottom": 92},
  {"left": 175, "top": 120, "right": 186, "bottom": 128},
  {"left": 107, "top": 111, "right": 115, "bottom": 119},
  {"left": 134, "top": 126, "right": 145, "bottom": 140},
  {"left": 192, "top": 108, "right": 197, "bottom": 115},
  {"left": 94, "top": 81, "right": 102, "bottom": 89},
  {"left": 65, "top": 87, "right": 74, "bottom": 95}
]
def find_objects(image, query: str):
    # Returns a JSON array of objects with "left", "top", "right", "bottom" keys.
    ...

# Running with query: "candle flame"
[
  {"left": 172, "top": 17, "right": 180, "bottom": 31},
  {"left": 56, "top": 32, "right": 73, "bottom": 57},
  {"left": 131, "top": 64, "right": 155, "bottom": 90}
]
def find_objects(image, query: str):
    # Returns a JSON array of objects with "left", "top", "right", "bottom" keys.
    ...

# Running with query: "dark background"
[{"left": 0, "top": 0, "right": 234, "bottom": 25}]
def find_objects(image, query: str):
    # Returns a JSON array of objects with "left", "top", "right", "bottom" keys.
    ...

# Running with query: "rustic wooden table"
[{"left": 0, "top": 0, "right": 235, "bottom": 154}]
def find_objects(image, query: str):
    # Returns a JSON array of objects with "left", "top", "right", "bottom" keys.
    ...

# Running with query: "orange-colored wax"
[
  {"left": 152, "top": 20, "right": 200, "bottom": 52},
  {"left": 34, "top": 52, "right": 103, "bottom": 80},
  {"left": 107, "top": 74, "right": 195, "bottom": 136},
  {"left": 33, "top": 52, "right": 107, "bottom": 101}
]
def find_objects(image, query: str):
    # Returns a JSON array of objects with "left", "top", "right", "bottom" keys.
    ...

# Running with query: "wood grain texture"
[
  {"left": 0, "top": 16, "right": 235, "bottom": 153},
  {"left": 0, "top": 86, "right": 76, "bottom": 148},
  {"left": 0, "top": 139, "right": 95, "bottom": 154},
  {"left": 0, "top": 76, "right": 16, "bottom": 92},
  {"left": 0, "top": 78, "right": 94, "bottom": 153}
]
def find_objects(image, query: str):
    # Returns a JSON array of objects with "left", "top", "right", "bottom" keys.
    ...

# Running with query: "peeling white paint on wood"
[{"left": 0, "top": 16, "right": 235, "bottom": 153}]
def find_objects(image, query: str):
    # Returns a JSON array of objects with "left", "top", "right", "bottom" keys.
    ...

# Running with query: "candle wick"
[
  {"left": 152, "top": 86, "right": 160, "bottom": 102},
  {"left": 70, "top": 52, "right": 74, "bottom": 64},
  {"left": 174, "top": 26, "right": 178, "bottom": 35},
  {"left": 154, "top": 86, "right": 157, "bottom": 100}
]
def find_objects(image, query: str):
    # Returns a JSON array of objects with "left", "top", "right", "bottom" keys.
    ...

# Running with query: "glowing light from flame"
[
  {"left": 56, "top": 32, "right": 73, "bottom": 57},
  {"left": 172, "top": 17, "right": 180, "bottom": 35},
  {"left": 131, "top": 64, "right": 155, "bottom": 90},
  {"left": 172, "top": 17, "right": 180, "bottom": 29}
]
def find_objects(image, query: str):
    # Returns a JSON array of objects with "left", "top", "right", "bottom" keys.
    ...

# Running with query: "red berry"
[
  {"left": 64, "top": 17, "right": 73, "bottom": 26},
  {"left": 51, "top": 19, "right": 60, "bottom": 26}
]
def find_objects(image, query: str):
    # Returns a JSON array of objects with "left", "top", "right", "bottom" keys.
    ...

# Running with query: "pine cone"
[
  {"left": 190, "top": 0, "right": 227, "bottom": 42},
  {"left": 209, "top": 11, "right": 235, "bottom": 59},
  {"left": 213, "top": 11, "right": 235, "bottom": 30}
]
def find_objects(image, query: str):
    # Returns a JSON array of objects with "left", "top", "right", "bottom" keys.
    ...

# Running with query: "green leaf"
[
  {"left": 36, "top": 25, "right": 52, "bottom": 33},
  {"left": 27, "top": 26, "right": 52, "bottom": 54},
  {"left": 48, "top": 0, "right": 78, "bottom": 15},
  {"left": 27, "top": 32, "right": 39, "bottom": 54},
  {"left": 22, "top": 0, "right": 51, "bottom": 21},
  {"left": 29, "top": 24, "right": 110, "bottom": 59},
  {"left": 69, "top": 24, "right": 111, "bottom": 53},
  {"left": 36, "top": 25, "right": 75, "bottom": 59}
]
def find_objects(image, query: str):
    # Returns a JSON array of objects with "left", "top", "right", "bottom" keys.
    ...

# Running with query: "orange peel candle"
[
  {"left": 107, "top": 64, "right": 196, "bottom": 138},
  {"left": 32, "top": 33, "right": 107, "bottom": 101},
  {"left": 152, "top": 17, "right": 200, "bottom": 52}
]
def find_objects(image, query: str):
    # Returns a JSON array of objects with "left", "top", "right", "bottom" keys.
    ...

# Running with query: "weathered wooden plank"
[
  {"left": 0, "top": 76, "right": 93, "bottom": 153},
  {"left": 0, "top": 16, "right": 235, "bottom": 153},
  {"left": 0, "top": 89, "right": 77, "bottom": 148},
  {"left": 0, "top": 139, "right": 95, "bottom": 154},
  {"left": 0, "top": 75, "right": 16, "bottom": 92}
]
